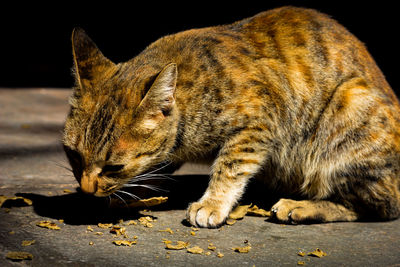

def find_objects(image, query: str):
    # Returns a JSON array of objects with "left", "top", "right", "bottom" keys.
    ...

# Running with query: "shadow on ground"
[{"left": 14, "top": 174, "right": 282, "bottom": 226}]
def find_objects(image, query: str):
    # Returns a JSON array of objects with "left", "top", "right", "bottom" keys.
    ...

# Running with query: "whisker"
[
  {"left": 112, "top": 192, "right": 129, "bottom": 208},
  {"left": 144, "top": 162, "right": 172, "bottom": 175},
  {"left": 123, "top": 183, "right": 169, "bottom": 193},
  {"left": 117, "top": 190, "right": 141, "bottom": 201},
  {"left": 129, "top": 175, "right": 175, "bottom": 183},
  {"left": 107, "top": 195, "right": 112, "bottom": 208},
  {"left": 50, "top": 160, "right": 73, "bottom": 173}
]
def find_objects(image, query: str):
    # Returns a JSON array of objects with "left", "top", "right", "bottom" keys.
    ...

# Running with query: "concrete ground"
[{"left": 1, "top": 88, "right": 400, "bottom": 266}]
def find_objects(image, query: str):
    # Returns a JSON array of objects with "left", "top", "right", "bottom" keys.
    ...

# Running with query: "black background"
[{"left": 1, "top": 1, "right": 399, "bottom": 95}]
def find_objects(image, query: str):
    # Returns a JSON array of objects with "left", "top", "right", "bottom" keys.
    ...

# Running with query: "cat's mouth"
[{"left": 80, "top": 173, "right": 120, "bottom": 197}]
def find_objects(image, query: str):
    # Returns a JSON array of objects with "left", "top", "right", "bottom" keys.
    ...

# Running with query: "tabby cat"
[{"left": 63, "top": 6, "right": 400, "bottom": 228}]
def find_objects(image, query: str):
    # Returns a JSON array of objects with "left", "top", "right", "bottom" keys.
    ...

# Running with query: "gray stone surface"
[{"left": 1, "top": 88, "right": 400, "bottom": 266}]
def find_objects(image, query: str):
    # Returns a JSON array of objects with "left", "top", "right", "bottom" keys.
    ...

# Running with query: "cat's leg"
[
  {"left": 270, "top": 198, "right": 358, "bottom": 223},
  {"left": 187, "top": 131, "right": 269, "bottom": 228},
  {"left": 271, "top": 176, "right": 400, "bottom": 224}
]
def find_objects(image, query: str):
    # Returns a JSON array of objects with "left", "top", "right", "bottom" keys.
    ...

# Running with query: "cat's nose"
[{"left": 80, "top": 173, "right": 98, "bottom": 195}]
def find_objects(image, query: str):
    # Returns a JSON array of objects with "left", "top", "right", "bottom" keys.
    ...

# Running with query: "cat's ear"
[
  {"left": 139, "top": 63, "right": 177, "bottom": 115},
  {"left": 71, "top": 27, "right": 115, "bottom": 91}
]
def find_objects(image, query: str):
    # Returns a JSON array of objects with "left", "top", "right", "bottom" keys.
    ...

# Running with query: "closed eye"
[{"left": 102, "top": 164, "right": 125, "bottom": 174}]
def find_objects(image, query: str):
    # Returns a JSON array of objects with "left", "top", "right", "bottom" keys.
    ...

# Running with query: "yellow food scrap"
[
  {"left": 21, "top": 240, "right": 35, "bottom": 247},
  {"left": 97, "top": 223, "right": 113, "bottom": 229},
  {"left": 191, "top": 227, "right": 200, "bottom": 231},
  {"left": 159, "top": 228, "right": 174, "bottom": 234},
  {"left": 190, "top": 231, "right": 196, "bottom": 236},
  {"left": 233, "top": 245, "right": 251, "bottom": 253},
  {"left": 0, "top": 195, "right": 8, "bottom": 207},
  {"left": 63, "top": 189, "right": 73, "bottom": 193},
  {"left": 111, "top": 196, "right": 168, "bottom": 208},
  {"left": 208, "top": 243, "right": 217, "bottom": 251},
  {"left": 226, "top": 219, "right": 237, "bottom": 225},
  {"left": 297, "top": 251, "right": 306, "bottom": 257},
  {"left": 247, "top": 205, "right": 272, "bottom": 217},
  {"left": 87, "top": 226, "right": 94, "bottom": 232},
  {"left": 126, "top": 220, "right": 137, "bottom": 225},
  {"left": 36, "top": 220, "right": 60, "bottom": 230},
  {"left": 112, "top": 240, "right": 137, "bottom": 246},
  {"left": 205, "top": 251, "right": 211, "bottom": 256},
  {"left": 187, "top": 246, "right": 204, "bottom": 254},
  {"left": 89, "top": 241, "right": 94, "bottom": 246},
  {"left": 6, "top": 251, "right": 33, "bottom": 261},
  {"left": 0, "top": 195, "right": 33, "bottom": 208},
  {"left": 217, "top": 252, "right": 224, "bottom": 258},
  {"left": 165, "top": 241, "right": 190, "bottom": 250},
  {"left": 95, "top": 232, "right": 103, "bottom": 235},
  {"left": 229, "top": 204, "right": 251, "bottom": 220},
  {"left": 138, "top": 216, "right": 154, "bottom": 228},
  {"left": 308, "top": 248, "right": 327, "bottom": 258},
  {"left": 297, "top": 261, "right": 306, "bottom": 265},
  {"left": 110, "top": 225, "right": 126, "bottom": 236},
  {"left": 162, "top": 239, "right": 172, "bottom": 245}
]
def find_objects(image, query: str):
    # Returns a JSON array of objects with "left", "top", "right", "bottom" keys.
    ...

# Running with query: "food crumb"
[
  {"left": 36, "top": 220, "right": 60, "bottom": 230},
  {"left": 110, "top": 225, "right": 126, "bottom": 236},
  {"left": 217, "top": 252, "right": 224, "bottom": 258},
  {"left": 229, "top": 204, "right": 251, "bottom": 220},
  {"left": 21, "top": 240, "right": 35, "bottom": 247},
  {"left": 98, "top": 223, "right": 113, "bottom": 229},
  {"left": 297, "top": 261, "right": 306, "bottom": 265},
  {"left": 112, "top": 240, "right": 137, "bottom": 246},
  {"left": 233, "top": 245, "right": 251, "bottom": 253},
  {"left": 190, "top": 231, "right": 196, "bottom": 236},
  {"left": 6, "top": 251, "right": 33, "bottom": 261},
  {"left": 126, "top": 220, "right": 137, "bottom": 225},
  {"left": 165, "top": 241, "right": 189, "bottom": 250},
  {"left": 159, "top": 228, "right": 174, "bottom": 234},
  {"left": 247, "top": 205, "right": 272, "bottom": 217},
  {"left": 226, "top": 219, "right": 237, "bottom": 225},
  {"left": 187, "top": 246, "right": 204, "bottom": 254},
  {"left": 95, "top": 232, "right": 103, "bottom": 235},
  {"left": 89, "top": 241, "right": 94, "bottom": 246},
  {"left": 208, "top": 243, "right": 217, "bottom": 251},
  {"left": 138, "top": 216, "right": 154, "bottom": 228},
  {"left": 308, "top": 248, "right": 327, "bottom": 258},
  {"left": 87, "top": 226, "right": 94, "bottom": 232},
  {"left": 297, "top": 251, "right": 306, "bottom": 257}
]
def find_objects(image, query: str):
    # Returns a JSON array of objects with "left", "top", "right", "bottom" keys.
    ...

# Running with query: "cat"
[{"left": 63, "top": 6, "right": 400, "bottom": 228}]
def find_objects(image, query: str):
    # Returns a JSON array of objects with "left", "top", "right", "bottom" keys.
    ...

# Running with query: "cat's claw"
[
  {"left": 271, "top": 198, "right": 305, "bottom": 224},
  {"left": 186, "top": 201, "right": 229, "bottom": 228}
]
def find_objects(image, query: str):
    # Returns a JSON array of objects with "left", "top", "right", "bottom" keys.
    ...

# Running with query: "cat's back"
[{"left": 140, "top": 6, "right": 391, "bottom": 96}]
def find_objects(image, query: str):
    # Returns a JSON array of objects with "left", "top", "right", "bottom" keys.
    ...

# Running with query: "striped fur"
[{"left": 63, "top": 6, "right": 400, "bottom": 227}]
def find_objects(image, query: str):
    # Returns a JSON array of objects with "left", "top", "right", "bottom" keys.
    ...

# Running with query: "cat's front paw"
[{"left": 186, "top": 200, "right": 230, "bottom": 228}]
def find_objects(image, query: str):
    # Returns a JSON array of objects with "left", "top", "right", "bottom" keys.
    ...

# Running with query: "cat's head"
[{"left": 63, "top": 28, "right": 179, "bottom": 197}]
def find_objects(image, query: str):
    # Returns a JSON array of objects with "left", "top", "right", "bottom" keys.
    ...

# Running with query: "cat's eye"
[{"left": 102, "top": 164, "right": 125, "bottom": 174}]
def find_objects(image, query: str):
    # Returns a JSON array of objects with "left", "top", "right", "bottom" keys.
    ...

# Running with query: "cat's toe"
[
  {"left": 271, "top": 198, "right": 325, "bottom": 224},
  {"left": 271, "top": 198, "right": 301, "bottom": 223},
  {"left": 186, "top": 201, "right": 228, "bottom": 228}
]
